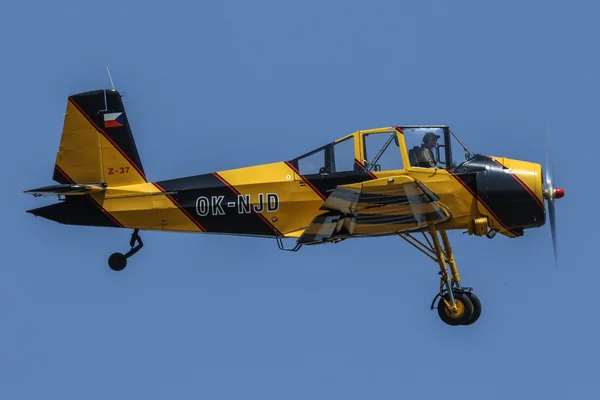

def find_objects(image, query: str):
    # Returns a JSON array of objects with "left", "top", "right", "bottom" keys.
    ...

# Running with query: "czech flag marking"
[{"left": 104, "top": 112, "right": 124, "bottom": 128}]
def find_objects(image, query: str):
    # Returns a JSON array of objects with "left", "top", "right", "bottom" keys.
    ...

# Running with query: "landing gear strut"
[
  {"left": 108, "top": 229, "right": 143, "bottom": 271},
  {"left": 399, "top": 225, "right": 482, "bottom": 326}
]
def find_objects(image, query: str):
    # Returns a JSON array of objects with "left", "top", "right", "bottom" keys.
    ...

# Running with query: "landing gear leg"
[
  {"left": 399, "top": 226, "right": 482, "bottom": 326},
  {"left": 439, "top": 230, "right": 481, "bottom": 325},
  {"left": 108, "top": 229, "right": 144, "bottom": 271}
]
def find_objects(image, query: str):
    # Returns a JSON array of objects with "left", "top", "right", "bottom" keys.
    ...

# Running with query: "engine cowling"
[{"left": 453, "top": 155, "right": 546, "bottom": 235}]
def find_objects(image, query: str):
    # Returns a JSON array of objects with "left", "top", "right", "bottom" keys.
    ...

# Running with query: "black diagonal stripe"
[
  {"left": 154, "top": 182, "right": 206, "bottom": 232},
  {"left": 285, "top": 161, "right": 327, "bottom": 200},
  {"left": 53, "top": 164, "right": 70, "bottom": 184},
  {"left": 476, "top": 159, "right": 544, "bottom": 232},
  {"left": 27, "top": 195, "right": 121, "bottom": 228},
  {"left": 70, "top": 89, "right": 146, "bottom": 180},
  {"left": 487, "top": 157, "right": 545, "bottom": 211},
  {"left": 354, "top": 159, "right": 377, "bottom": 179},
  {"left": 450, "top": 155, "right": 544, "bottom": 234},
  {"left": 156, "top": 173, "right": 278, "bottom": 237},
  {"left": 46, "top": 164, "right": 122, "bottom": 227},
  {"left": 213, "top": 173, "right": 283, "bottom": 237},
  {"left": 452, "top": 171, "right": 478, "bottom": 195},
  {"left": 450, "top": 169, "right": 514, "bottom": 234}
]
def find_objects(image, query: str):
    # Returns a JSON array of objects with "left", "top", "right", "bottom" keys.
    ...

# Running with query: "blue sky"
[{"left": 1, "top": 0, "right": 596, "bottom": 398}]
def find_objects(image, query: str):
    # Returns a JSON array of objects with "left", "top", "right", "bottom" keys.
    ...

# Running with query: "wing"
[{"left": 297, "top": 175, "right": 451, "bottom": 244}]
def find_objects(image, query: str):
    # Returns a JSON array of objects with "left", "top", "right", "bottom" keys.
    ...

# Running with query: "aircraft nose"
[
  {"left": 555, "top": 188, "right": 564, "bottom": 199},
  {"left": 452, "top": 155, "right": 547, "bottom": 234},
  {"left": 486, "top": 157, "right": 546, "bottom": 231},
  {"left": 543, "top": 187, "right": 565, "bottom": 201}
]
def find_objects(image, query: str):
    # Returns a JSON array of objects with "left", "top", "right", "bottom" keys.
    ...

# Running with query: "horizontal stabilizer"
[
  {"left": 26, "top": 196, "right": 120, "bottom": 227},
  {"left": 24, "top": 183, "right": 106, "bottom": 197}
]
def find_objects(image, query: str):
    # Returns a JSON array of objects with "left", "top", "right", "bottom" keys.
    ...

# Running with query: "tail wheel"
[
  {"left": 463, "top": 292, "right": 482, "bottom": 325},
  {"left": 108, "top": 253, "right": 127, "bottom": 271},
  {"left": 107, "top": 230, "right": 143, "bottom": 271},
  {"left": 437, "top": 291, "right": 473, "bottom": 326}
]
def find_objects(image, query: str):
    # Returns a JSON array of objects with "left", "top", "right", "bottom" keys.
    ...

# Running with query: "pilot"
[{"left": 419, "top": 132, "right": 440, "bottom": 167}]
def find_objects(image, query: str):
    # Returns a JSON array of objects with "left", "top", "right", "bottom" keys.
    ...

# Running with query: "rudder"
[{"left": 53, "top": 89, "right": 147, "bottom": 187}]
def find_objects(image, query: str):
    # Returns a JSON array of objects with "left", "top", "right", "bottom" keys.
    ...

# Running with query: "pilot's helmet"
[{"left": 422, "top": 132, "right": 440, "bottom": 143}]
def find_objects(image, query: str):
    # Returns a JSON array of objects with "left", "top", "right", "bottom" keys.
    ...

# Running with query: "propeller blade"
[
  {"left": 545, "top": 127, "right": 554, "bottom": 192},
  {"left": 548, "top": 200, "right": 557, "bottom": 267},
  {"left": 544, "top": 127, "right": 559, "bottom": 267}
]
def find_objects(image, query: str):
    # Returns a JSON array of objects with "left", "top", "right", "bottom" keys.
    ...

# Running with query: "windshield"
[{"left": 448, "top": 128, "right": 474, "bottom": 169}]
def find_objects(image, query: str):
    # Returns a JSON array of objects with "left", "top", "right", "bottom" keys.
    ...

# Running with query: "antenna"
[{"left": 106, "top": 66, "right": 115, "bottom": 91}]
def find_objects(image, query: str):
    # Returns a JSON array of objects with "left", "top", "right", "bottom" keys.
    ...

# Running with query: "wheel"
[
  {"left": 463, "top": 292, "right": 482, "bottom": 325},
  {"left": 108, "top": 252, "right": 127, "bottom": 271},
  {"left": 437, "top": 291, "right": 473, "bottom": 326}
]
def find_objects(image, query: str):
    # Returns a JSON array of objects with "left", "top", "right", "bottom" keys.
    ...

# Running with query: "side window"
[
  {"left": 298, "top": 148, "right": 325, "bottom": 175},
  {"left": 363, "top": 132, "right": 403, "bottom": 171},
  {"left": 332, "top": 137, "right": 355, "bottom": 172}
]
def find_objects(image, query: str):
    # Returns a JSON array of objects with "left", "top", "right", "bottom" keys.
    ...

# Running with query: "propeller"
[{"left": 543, "top": 127, "right": 564, "bottom": 266}]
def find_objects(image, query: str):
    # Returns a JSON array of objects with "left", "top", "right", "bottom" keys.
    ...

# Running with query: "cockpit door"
[
  {"left": 399, "top": 126, "right": 450, "bottom": 170},
  {"left": 359, "top": 129, "right": 405, "bottom": 176}
]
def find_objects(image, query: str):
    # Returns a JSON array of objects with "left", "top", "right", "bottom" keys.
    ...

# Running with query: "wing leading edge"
[{"left": 298, "top": 176, "right": 451, "bottom": 244}]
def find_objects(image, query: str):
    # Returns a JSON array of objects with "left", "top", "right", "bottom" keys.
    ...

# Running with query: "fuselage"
[
  {"left": 30, "top": 154, "right": 546, "bottom": 241},
  {"left": 27, "top": 114, "right": 548, "bottom": 242}
]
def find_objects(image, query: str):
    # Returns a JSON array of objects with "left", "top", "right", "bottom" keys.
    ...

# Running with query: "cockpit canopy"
[{"left": 290, "top": 126, "right": 474, "bottom": 176}]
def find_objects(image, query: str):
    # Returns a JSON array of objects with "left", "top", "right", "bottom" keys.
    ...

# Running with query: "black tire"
[
  {"left": 463, "top": 292, "right": 482, "bottom": 325},
  {"left": 108, "top": 253, "right": 127, "bottom": 271},
  {"left": 437, "top": 291, "right": 473, "bottom": 326}
]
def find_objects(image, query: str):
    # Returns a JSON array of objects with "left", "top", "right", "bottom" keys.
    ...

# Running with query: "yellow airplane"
[{"left": 25, "top": 89, "right": 564, "bottom": 326}]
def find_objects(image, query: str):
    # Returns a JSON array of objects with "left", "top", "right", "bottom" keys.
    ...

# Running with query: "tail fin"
[{"left": 53, "top": 89, "right": 147, "bottom": 187}]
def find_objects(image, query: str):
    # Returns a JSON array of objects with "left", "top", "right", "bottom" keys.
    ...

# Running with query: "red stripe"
[
  {"left": 86, "top": 196, "right": 123, "bottom": 227},
  {"left": 55, "top": 164, "right": 75, "bottom": 184},
  {"left": 354, "top": 159, "right": 377, "bottom": 179},
  {"left": 449, "top": 170, "right": 520, "bottom": 236},
  {"left": 285, "top": 161, "right": 327, "bottom": 200},
  {"left": 510, "top": 174, "right": 545, "bottom": 210},
  {"left": 68, "top": 97, "right": 147, "bottom": 181},
  {"left": 212, "top": 173, "right": 283, "bottom": 237},
  {"left": 211, "top": 172, "right": 231, "bottom": 187},
  {"left": 152, "top": 182, "right": 206, "bottom": 232},
  {"left": 487, "top": 157, "right": 544, "bottom": 211}
]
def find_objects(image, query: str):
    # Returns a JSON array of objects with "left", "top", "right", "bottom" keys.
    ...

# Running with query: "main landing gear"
[
  {"left": 399, "top": 225, "right": 482, "bottom": 326},
  {"left": 108, "top": 229, "right": 143, "bottom": 271}
]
